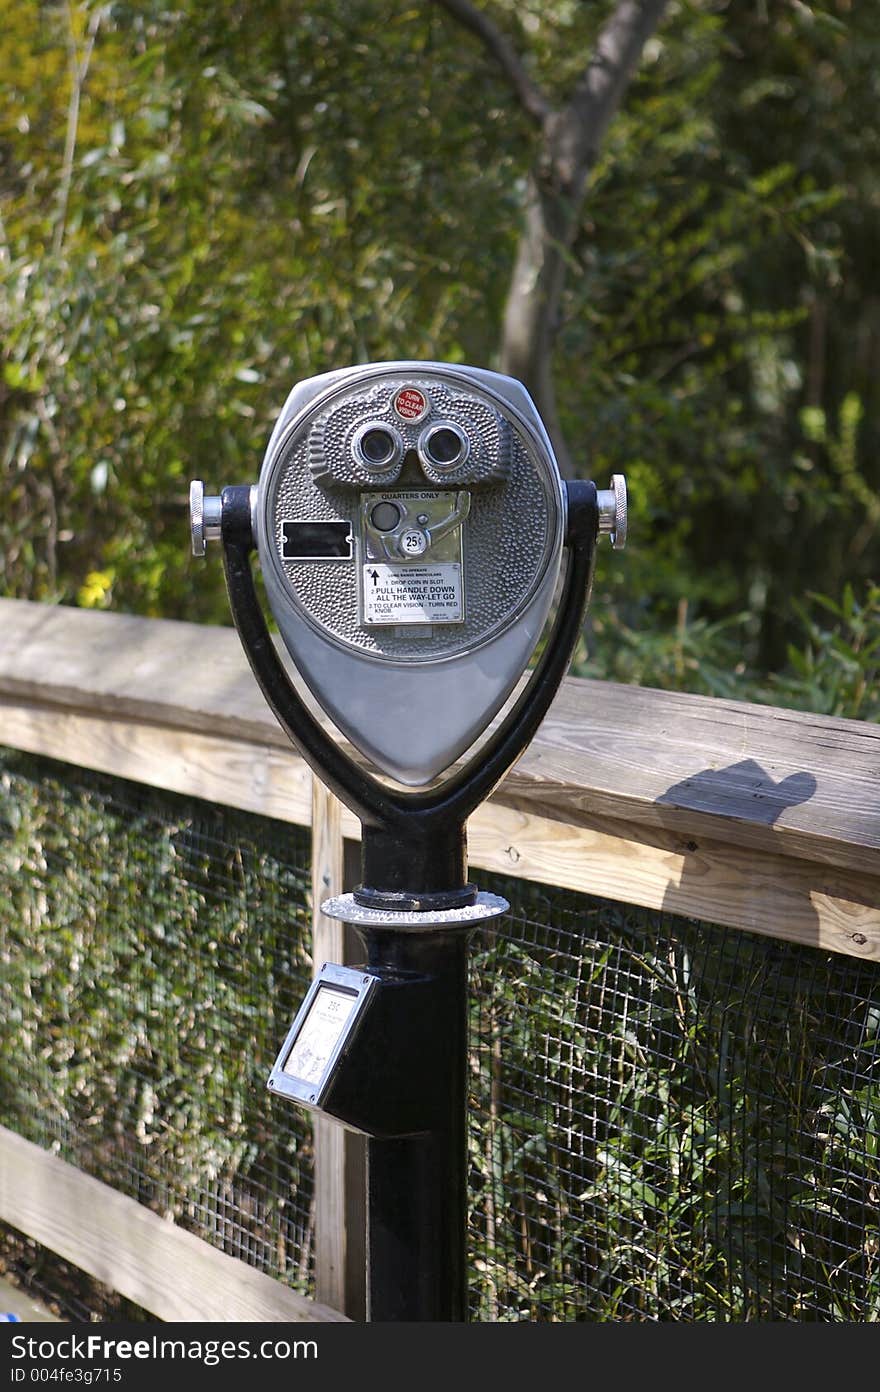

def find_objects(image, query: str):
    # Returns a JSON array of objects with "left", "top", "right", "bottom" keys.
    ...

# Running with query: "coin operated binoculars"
[{"left": 190, "top": 362, "right": 625, "bottom": 1321}]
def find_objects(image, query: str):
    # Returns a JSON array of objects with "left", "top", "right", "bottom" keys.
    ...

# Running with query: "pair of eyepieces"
[{"left": 352, "top": 420, "right": 469, "bottom": 476}]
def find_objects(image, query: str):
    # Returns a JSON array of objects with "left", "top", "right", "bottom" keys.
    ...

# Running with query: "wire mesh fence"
[
  {"left": 0, "top": 750, "right": 316, "bottom": 1297},
  {"left": 469, "top": 883, "right": 880, "bottom": 1321},
  {"left": 2, "top": 748, "right": 879, "bottom": 1321}
]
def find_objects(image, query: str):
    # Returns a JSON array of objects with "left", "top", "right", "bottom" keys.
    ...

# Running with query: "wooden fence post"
[{"left": 310, "top": 777, "right": 366, "bottom": 1319}]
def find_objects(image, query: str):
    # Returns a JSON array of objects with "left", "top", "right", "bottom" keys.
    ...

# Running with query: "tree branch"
[
  {"left": 555, "top": 0, "right": 669, "bottom": 187},
  {"left": 431, "top": 0, "right": 550, "bottom": 125},
  {"left": 54, "top": 2, "right": 103, "bottom": 255}
]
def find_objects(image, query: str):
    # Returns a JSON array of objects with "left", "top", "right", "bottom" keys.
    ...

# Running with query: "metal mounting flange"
[{"left": 320, "top": 891, "right": 510, "bottom": 931}]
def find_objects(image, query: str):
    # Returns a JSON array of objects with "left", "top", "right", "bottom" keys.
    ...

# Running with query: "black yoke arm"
[{"left": 220, "top": 482, "right": 598, "bottom": 845}]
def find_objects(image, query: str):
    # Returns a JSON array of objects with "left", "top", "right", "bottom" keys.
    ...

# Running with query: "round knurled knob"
[
  {"left": 189, "top": 480, "right": 223, "bottom": 557},
  {"left": 190, "top": 479, "right": 206, "bottom": 556},
  {"left": 597, "top": 474, "right": 627, "bottom": 550}
]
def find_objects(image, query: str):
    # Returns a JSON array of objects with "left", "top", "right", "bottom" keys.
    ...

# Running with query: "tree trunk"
[
  {"left": 436, "top": 0, "right": 670, "bottom": 475},
  {"left": 500, "top": 172, "right": 576, "bottom": 474}
]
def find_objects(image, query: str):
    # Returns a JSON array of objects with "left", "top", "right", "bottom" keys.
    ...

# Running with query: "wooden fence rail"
[{"left": 1, "top": 596, "right": 879, "bottom": 1320}]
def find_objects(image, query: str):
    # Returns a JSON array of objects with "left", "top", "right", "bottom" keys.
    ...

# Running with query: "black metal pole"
[{"left": 356, "top": 926, "right": 470, "bottom": 1322}]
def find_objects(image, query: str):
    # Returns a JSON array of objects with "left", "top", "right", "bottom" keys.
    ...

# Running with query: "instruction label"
[
  {"left": 362, "top": 562, "right": 463, "bottom": 625},
  {"left": 282, "top": 986, "right": 355, "bottom": 1086}
]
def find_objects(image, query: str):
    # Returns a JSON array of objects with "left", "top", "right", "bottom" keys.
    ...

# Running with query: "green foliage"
[
  {"left": 1, "top": 0, "right": 877, "bottom": 686},
  {"left": 580, "top": 578, "right": 880, "bottom": 724},
  {"left": 761, "top": 583, "right": 880, "bottom": 721},
  {"left": 0, "top": 0, "right": 519, "bottom": 621},
  {"left": 552, "top": 1, "right": 879, "bottom": 685},
  {"left": 582, "top": 599, "right": 754, "bottom": 699}
]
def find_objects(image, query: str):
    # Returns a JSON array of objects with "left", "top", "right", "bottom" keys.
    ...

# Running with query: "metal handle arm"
[
  {"left": 426, "top": 480, "right": 598, "bottom": 827},
  {"left": 220, "top": 481, "right": 598, "bottom": 836},
  {"left": 221, "top": 487, "right": 397, "bottom": 830}
]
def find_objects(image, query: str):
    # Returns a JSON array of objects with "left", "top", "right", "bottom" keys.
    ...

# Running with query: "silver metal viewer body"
[
  {"left": 191, "top": 361, "right": 626, "bottom": 787},
  {"left": 254, "top": 361, "right": 566, "bottom": 785}
]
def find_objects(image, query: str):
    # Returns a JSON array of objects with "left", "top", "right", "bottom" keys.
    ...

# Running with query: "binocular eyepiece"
[{"left": 351, "top": 419, "right": 470, "bottom": 478}]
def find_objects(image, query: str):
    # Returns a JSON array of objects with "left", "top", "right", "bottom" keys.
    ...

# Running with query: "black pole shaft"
[{"left": 356, "top": 926, "right": 470, "bottom": 1322}]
